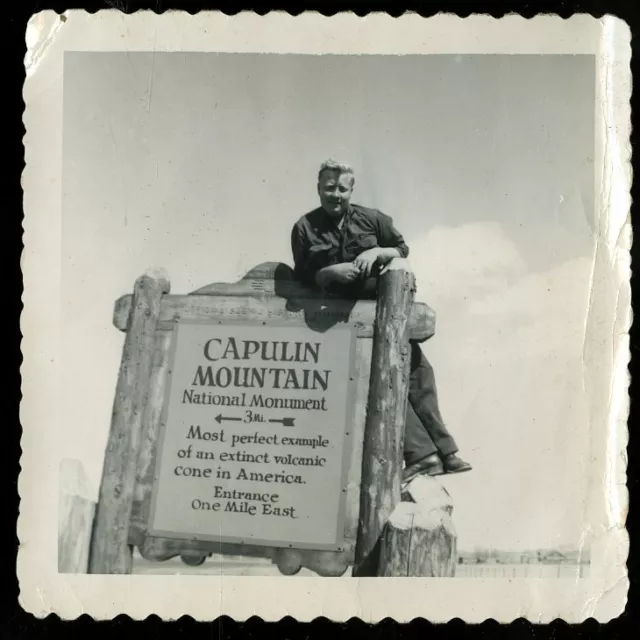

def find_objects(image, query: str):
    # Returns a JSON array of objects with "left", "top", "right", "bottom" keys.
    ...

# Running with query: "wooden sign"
[
  {"left": 88, "top": 262, "right": 439, "bottom": 576},
  {"left": 147, "top": 320, "right": 357, "bottom": 550}
]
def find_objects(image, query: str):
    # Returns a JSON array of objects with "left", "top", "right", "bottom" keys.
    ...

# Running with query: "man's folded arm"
[
  {"left": 375, "top": 212, "right": 410, "bottom": 264},
  {"left": 375, "top": 247, "right": 403, "bottom": 265}
]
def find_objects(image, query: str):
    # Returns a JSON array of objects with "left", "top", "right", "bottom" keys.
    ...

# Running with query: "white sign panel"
[{"left": 148, "top": 320, "right": 358, "bottom": 550}]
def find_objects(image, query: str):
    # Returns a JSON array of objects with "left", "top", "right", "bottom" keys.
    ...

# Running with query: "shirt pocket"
[
  {"left": 306, "top": 243, "right": 336, "bottom": 268},
  {"left": 357, "top": 232, "right": 379, "bottom": 250}
]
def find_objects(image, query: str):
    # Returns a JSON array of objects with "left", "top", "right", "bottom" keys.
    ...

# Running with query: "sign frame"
[{"left": 145, "top": 316, "right": 360, "bottom": 552}]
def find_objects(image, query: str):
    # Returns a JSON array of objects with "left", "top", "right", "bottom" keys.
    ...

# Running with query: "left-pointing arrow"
[{"left": 215, "top": 414, "right": 242, "bottom": 424}]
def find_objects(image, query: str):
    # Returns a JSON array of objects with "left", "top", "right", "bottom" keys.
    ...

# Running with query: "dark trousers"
[{"left": 403, "top": 342, "right": 458, "bottom": 465}]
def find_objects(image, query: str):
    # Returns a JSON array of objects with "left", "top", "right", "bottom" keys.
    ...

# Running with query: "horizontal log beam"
[
  {"left": 137, "top": 537, "right": 352, "bottom": 577},
  {"left": 138, "top": 536, "right": 275, "bottom": 562},
  {"left": 272, "top": 548, "right": 351, "bottom": 577},
  {"left": 113, "top": 294, "right": 435, "bottom": 342}
]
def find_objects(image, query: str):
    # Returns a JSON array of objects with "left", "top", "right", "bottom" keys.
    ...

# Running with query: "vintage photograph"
[
  {"left": 20, "top": 12, "right": 630, "bottom": 622},
  {"left": 60, "top": 47, "right": 598, "bottom": 578}
]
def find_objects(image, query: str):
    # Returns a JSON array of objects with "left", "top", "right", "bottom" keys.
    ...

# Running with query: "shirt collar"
[{"left": 322, "top": 204, "right": 353, "bottom": 230}]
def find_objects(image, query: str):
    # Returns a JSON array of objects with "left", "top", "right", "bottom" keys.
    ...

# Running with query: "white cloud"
[
  {"left": 406, "top": 222, "right": 594, "bottom": 550},
  {"left": 409, "top": 221, "right": 527, "bottom": 305}
]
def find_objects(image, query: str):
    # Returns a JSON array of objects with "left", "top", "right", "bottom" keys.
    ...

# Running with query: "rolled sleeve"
[{"left": 377, "top": 212, "right": 410, "bottom": 258}]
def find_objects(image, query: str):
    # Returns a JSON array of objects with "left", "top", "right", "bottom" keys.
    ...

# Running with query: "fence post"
[
  {"left": 88, "top": 269, "right": 170, "bottom": 574},
  {"left": 58, "top": 458, "right": 96, "bottom": 573},
  {"left": 353, "top": 258, "right": 415, "bottom": 576}
]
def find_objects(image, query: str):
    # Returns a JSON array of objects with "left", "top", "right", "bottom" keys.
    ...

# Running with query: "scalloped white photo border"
[{"left": 19, "top": 10, "right": 631, "bottom": 622}]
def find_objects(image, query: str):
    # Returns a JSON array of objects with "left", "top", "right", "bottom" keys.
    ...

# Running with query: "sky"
[{"left": 62, "top": 52, "right": 595, "bottom": 552}]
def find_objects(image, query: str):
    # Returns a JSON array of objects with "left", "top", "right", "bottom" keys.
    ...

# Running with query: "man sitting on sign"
[{"left": 291, "top": 159, "right": 472, "bottom": 483}]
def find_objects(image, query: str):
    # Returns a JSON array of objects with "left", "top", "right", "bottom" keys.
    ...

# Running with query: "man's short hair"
[{"left": 317, "top": 159, "right": 355, "bottom": 186}]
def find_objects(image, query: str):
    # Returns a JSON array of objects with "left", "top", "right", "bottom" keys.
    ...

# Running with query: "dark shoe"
[
  {"left": 402, "top": 454, "right": 445, "bottom": 483},
  {"left": 442, "top": 453, "right": 472, "bottom": 474}
]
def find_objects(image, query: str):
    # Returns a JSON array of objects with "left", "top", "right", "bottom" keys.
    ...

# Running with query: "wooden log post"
[
  {"left": 353, "top": 258, "right": 416, "bottom": 577},
  {"left": 378, "top": 476, "right": 457, "bottom": 576},
  {"left": 88, "top": 269, "right": 170, "bottom": 574},
  {"left": 58, "top": 458, "right": 97, "bottom": 573}
]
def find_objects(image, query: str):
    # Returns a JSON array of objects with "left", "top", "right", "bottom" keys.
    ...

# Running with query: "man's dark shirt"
[{"left": 291, "top": 204, "right": 410, "bottom": 297}]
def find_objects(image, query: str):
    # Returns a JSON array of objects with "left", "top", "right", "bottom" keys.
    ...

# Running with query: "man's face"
[{"left": 317, "top": 171, "right": 354, "bottom": 217}]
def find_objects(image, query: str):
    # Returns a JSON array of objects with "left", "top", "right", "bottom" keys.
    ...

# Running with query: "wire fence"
[{"left": 455, "top": 563, "right": 590, "bottom": 579}]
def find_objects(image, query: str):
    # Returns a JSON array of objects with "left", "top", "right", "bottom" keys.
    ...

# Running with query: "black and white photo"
[{"left": 20, "top": 10, "right": 630, "bottom": 623}]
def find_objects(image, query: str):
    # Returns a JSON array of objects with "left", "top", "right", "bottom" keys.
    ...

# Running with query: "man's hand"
[
  {"left": 316, "top": 263, "right": 362, "bottom": 287},
  {"left": 353, "top": 247, "right": 382, "bottom": 277}
]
